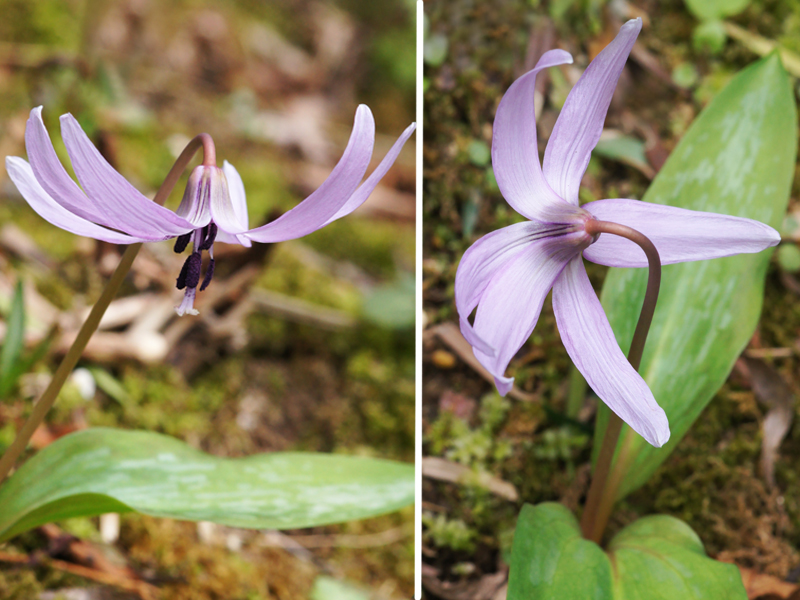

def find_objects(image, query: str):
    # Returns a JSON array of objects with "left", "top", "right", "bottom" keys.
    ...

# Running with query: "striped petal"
[
  {"left": 543, "top": 18, "right": 642, "bottom": 205},
  {"left": 243, "top": 105, "right": 376, "bottom": 244},
  {"left": 60, "top": 113, "right": 195, "bottom": 238},
  {"left": 552, "top": 257, "right": 670, "bottom": 447},
  {"left": 320, "top": 122, "right": 416, "bottom": 227},
  {"left": 6, "top": 157, "right": 145, "bottom": 244},
  {"left": 492, "top": 50, "right": 583, "bottom": 224},
  {"left": 583, "top": 198, "right": 780, "bottom": 267},
  {"left": 469, "top": 232, "right": 587, "bottom": 395}
]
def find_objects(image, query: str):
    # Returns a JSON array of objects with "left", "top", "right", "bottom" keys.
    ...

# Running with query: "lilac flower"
[
  {"left": 6, "top": 106, "right": 415, "bottom": 316},
  {"left": 455, "top": 18, "right": 779, "bottom": 447}
]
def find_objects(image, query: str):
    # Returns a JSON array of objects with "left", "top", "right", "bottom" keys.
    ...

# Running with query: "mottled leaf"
[
  {"left": 596, "top": 54, "right": 796, "bottom": 498},
  {"left": 0, "top": 428, "right": 414, "bottom": 543}
]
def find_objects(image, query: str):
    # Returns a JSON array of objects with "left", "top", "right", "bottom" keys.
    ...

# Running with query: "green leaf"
[
  {"left": 592, "top": 135, "right": 652, "bottom": 177},
  {"left": 684, "top": 0, "right": 749, "bottom": 21},
  {"left": 87, "top": 367, "right": 132, "bottom": 406},
  {"left": 596, "top": 54, "right": 797, "bottom": 498},
  {"left": 508, "top": 503, "right": 611, "bottom": 599},
  {"left": 0, "top": 280, "right": 25, "bottom": 399},
  {"left": 310, "top": 576, "right": 370, "bottom": 600},
  {"left": 608, "top": 516, "right": 746, "bottom": 599},
  {"left": 0, "top": 427, "right": 414, "bottom": 543},
  {"left": 467, "top": 140, "right": 490, "bottom": 167},
  {"left": 693, "top": 20, "right": 727, "bottom": 55},
  {"left": 778, "top": 244, "right": 800, "bottom": 272},
  {"left": 508, "top": 503, "right": 746, "bottom": 600},
  {"left": 361, "top": 274, "right": 415, "bottom": 329},
  {"left": 424, "top": 33, "right": 448, "bottom": 67}
]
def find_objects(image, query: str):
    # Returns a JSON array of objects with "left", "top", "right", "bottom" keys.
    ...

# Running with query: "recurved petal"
[
  {"left": 60, "top": 113, "right": 195, "bottom": 238},
  {"left": 320, "top": 122, "right": 416, "bottom": 227},
  {"left": 582, "top": 199, "right": 780, "bottom": 268},
  {"left": 470, "top": 232, "right": 585, "bottom": 396},
  {"left": 552, "top": 257, "right": 670, "bottom": 447},
  {"left": 6, "top": 157, "right": 145, "bottom": 244},
  {"left": 492, "top": 49, "right": 582, "bottom": 224},
  {"left": 25, "top": 107, "right": 146, "bottom": 234},
  {"left": 243, "top": 105, "right": 376, "bottom": 244},
  {"left": 543, "top": 18, "right": 642, "bottom": 206}
]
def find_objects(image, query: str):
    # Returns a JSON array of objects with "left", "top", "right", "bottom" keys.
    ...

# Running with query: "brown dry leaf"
[
  {"left": 298, "top": 158, "right": 415, "bottom": 223},
  {"left": 426, "top": 322, "right": 537, "bottom": 403},
  {"left": 0, "top": 524, "right": 161, "bottom": 600},
  {"left": 739, "top": 357, "right": 795, "bottom": 487},
  {"left": 523, "top": 18, "right": 556, "bottom": 74},
  {"left": 250, "top": 288, "right": 356, "bottom": 330},
  {"left": 422, "top": 456, "right": 518, "bottom": 502},
  {"left": 246, "top": 23, "right": 316, "bottom": 83},
  {"left": 737, "top": 565, "right": 799, "bottom": 599},
  {"left": 628, "top": 42, "right": 682, "bottom": 90},
  {"left": 422, "top": 568, "right": 507, "bottom": 600},
  {"left": 588, "top": 23, "right": 618, "bottom": 61}
]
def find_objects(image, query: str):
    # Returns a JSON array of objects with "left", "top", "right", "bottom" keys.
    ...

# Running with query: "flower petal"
[
  {"left": 209, "top": 162, "right": 252, "bottom": 247},
  {"left": 6, "top": 157, "right": 145, "bottom": 244},
  {"left": 492, "top": 50, "right": 583, "bottom": 224},
  {"left": 243, "top": 105, "right": 376, "bottom": 243},
  {"left": 582, "top": 198, "right": 780, "bottom": 268},
  {"left": 60, "top": 113, "right": 195, "bottom": 238},
  {"left": 214, "top": 229, "right": 253, "bottom": 247},
  {"left": 469, "top": 232, "right": 586, "bottom": 395},
  {"left": 455, "top": 221, "right": 579, "bottom": 355},
  {"left": 552, "top": 258, "right": 670, "bottom": 447},
  {"left": 542, "top": 18, "right": 642, "bottom": 205},
  {"left": 221, "top": 161, "right": 250, "bottom": 231},
  {"left": 320, "top": 122, "right": 416, "bottom": 227},
  {"left": 25, "top": 107, "right": 156, "bottom": 237}
]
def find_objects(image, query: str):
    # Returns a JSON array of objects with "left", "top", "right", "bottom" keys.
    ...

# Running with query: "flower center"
[{"left": 173, "top": 223, "right": 217, "bottom": 316}]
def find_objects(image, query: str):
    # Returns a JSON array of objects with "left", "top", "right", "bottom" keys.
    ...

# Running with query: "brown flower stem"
[
  {"left": 0, "top": 134, "right": 214, "bottom": 486},
  {"left": 579, "top": 219, "right": 662, "bottom": 544}
]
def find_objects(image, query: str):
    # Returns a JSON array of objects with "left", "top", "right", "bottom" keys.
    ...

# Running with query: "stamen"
[
  {"left": 200, "top": 258, "right": 215, "bottom": 291},
  {"left": 173, "top": 232, "right": 192, "bottom": 253},
  {"left": 176, "top": 252, "right": 202, "bottom": 290},
  {"left": 185, "top": 252, "right": 202, "bottom": 289},
  {"left": 200, "top": 223, "right": 218, "bottom": 250}
]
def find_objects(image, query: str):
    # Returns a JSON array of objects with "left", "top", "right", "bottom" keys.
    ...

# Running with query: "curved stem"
[
  {"left": 196, "top": 133, "right": 216, "bottom": 167},
  {"left": 579, "top": 219, "right": 662, "bottom": 544},
  {"left": 0, "top": 135, "right": 213, "bottom": 486}
]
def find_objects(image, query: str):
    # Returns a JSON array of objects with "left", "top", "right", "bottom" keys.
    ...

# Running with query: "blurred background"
[
  {"left": 423, "top": 1, "right": 800, "bottom": 598},
  {"left": 0, "top": 0, "right": 415, "bottom": 598}
]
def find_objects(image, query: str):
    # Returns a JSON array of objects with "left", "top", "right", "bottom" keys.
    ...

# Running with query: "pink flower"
[
  {"left": 7, "top": 106, "right": 415, "bottom": 315},
  {"left": 455, "top": 19, "right": 778, "bottom": 447}
]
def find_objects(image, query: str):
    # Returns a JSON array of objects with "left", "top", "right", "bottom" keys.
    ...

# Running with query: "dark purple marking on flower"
[
  {"left": 176, "top": 251, "right": 202, "bottom": 290},
  {"left": 200, "top": 223, "right": 218, "bottom": 250},
  {"left": 200, "top": 258, "right": 215, "bottom": 291},
  {"left": 173, "top": 232, "right": 191, "bottom": 253}
]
